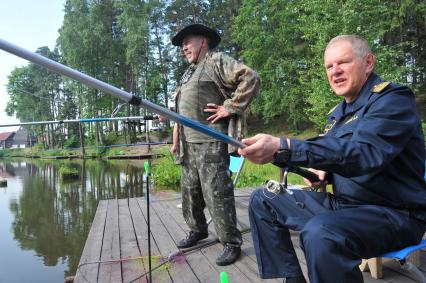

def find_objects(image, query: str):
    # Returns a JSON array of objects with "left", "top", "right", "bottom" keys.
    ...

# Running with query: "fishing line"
[{"left": 75, "top": 229, "right": 252, "bottom": 283}]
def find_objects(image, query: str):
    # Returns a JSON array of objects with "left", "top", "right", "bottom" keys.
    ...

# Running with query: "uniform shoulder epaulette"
[
  {"left": 372, "top": 81, "right": 390, "bottom": 93},
  {"left": 327, "top": 104, "right": 339, "bottom": 115}
]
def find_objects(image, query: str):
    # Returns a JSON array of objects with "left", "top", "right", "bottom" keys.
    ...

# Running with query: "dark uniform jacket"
[{"left": 289, "top": 73, "right": 426, "bottom": 222}]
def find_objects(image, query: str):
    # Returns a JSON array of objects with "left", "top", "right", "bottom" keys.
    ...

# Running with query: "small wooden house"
[
  {"left": 0, "top": 132, "right": 15, "bottom": 149},
  {"left": 12, "top": 127, "right": 36, "bottom": 148}
]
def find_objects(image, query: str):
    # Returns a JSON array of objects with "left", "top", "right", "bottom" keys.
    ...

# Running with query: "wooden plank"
[
  {"left": 98, "top": 199, "right": 122, "bottom": 283},
  {"left": 140, "top": 197, "right": 204, "bottom": 282},
  {"left": 125, "top": 198, "right": 161, "bottom": 282},
  {"left": 74, "top": 200, "right": 108, "bottom": 283},
  {"left": 166, "top": 189, "right": 292, "bottom": 282},
  {"left": 118, "top": 198, "right": 143, "bottom": 282},
  {"left": 155, "top": 197, "right": 221, "bottom": 282},
  {"left": 155, "top": 198, "right": 213, "bottom": 280},
  {"left": 198, "top": 242, "right": 258, "bottom": 282}
]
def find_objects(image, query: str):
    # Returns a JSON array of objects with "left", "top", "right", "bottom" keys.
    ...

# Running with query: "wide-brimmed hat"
[{"left": 171, "top": 23, "right": 221, "bottom": 49}]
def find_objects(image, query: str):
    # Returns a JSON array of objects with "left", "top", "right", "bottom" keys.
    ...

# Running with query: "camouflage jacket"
[{"left": 175, "top": 51, "right": 260, "bottom": 162}]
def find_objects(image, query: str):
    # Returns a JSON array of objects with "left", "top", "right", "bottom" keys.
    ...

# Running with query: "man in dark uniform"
[
  {"left": 170, "top": 24, "right": 260, "bottom": 266},
  {"left": 238, "top": 35, "right": 426, "bottom": 283}
]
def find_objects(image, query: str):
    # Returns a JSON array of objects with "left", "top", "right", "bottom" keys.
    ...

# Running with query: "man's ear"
[{"left": 365, "top": 53, "right": 376, "bottom": 74}]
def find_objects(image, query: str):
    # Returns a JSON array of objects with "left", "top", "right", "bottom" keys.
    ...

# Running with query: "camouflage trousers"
[{"left": 181, "top": 141, "right": 242, "bottom": 247}]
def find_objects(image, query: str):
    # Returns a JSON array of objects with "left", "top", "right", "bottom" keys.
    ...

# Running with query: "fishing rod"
[
  {"left": 0, "top": 38, "right": 242, "bottom": 149},
  {"left": 0, "top": 38, "right": 319, "bottom": 182},
  {"left": 0, "top": 115, "right": 156, "bottom": 128}
]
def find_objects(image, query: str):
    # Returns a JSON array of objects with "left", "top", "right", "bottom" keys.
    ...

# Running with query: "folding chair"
[
  {"left": 206, "top": 155, "right": 245, "bottom": 225},
  {"left": 360, "top": 162, "right": 426, "bottom": 282},
  {"left": 380, "top": 240, "right": 426, "bottom": 282}
]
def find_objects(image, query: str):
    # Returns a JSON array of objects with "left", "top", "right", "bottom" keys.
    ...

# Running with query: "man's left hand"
[{"left": 204, "top": 103, "right": 230, "bottom": 123}]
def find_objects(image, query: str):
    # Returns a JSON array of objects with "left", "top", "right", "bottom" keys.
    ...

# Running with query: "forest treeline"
[{"left": 5, "top": 0, "right": 426, "bottom": 149}]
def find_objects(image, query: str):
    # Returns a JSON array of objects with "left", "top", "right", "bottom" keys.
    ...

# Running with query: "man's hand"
[
  {"left": 303, "top": 169, "right": 327, "bottom": 187},
  {"left": 171, "top": 144, "right": 177, "bottom": 154},
  {"left": 238, "top": 134, "right": 281, "bottom": 164},
  {"left": 155, "top": 114, "right": 167, "bottom": 122},
  {"left": 204, "top": 103, "right": 230, "bottom": 123}
]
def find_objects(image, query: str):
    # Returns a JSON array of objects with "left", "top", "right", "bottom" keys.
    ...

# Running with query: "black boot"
[
  {"left": 177, "top": 231, "right": 208, "bottom": 249},
  {"left": 215, "top": 244, "right": 241, "bottom": 266}
]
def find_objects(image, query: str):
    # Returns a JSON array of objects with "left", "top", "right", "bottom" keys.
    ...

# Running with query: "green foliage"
[
  {"left": 422, "top": 122, "right": 426, "bottom": 144},
  {"left": 103, "top": 132, "right": 119, "bottom": 146},
  {"left": 85, "top": 147, "right": 107, "bottom": 157},
  {"left": 152, "top": 150, "right": 181, "bottom": 189},
  {"left": 64, "top": 135, "right": 80, "bottom": 148},
  {"left": 0, "top": 149, "right": 13, "bottom": 157},
  {"left": 42, "top": 150, "right": 65, "bottom": 157},
  {"left": 234, "top": 0, "right": 426, "bottom": 130},
  {"left": 106, "top": 148, "right": 125, "bottom": 156},
  {"left": 236, "top": 161, "right": 305, "bottom": 188},
  {"left": 59, "top": 165, "right": 80, "bottom": 180},
  {"left": 32, "top": 143, "right": 45, "bottom": 151},
  {"left": 4, "top": 0, "right": 425, "bottom": 147}
]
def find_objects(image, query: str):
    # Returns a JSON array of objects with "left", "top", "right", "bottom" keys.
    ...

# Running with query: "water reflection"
[{"left": 0, "top": 159, "right": 148, "bottom": 282}]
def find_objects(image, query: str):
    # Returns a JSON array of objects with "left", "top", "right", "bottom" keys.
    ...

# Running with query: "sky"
[{"left": 0, "top": 0, "right": 65, "bottom": 132}]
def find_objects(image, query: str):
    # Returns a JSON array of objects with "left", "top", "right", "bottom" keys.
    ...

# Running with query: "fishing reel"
[
  {"left": 265, "top": 180, "right": 286, "bottom": 194},
  {"left": 264, "top": 166, "right": 289, "bottom": 195},
  {"left": 263, "top": 167, "right": 305, "bottom": 208}
]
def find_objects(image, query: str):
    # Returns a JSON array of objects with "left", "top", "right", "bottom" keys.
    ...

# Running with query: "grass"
[{"left": 237, "top": 161, "right": 306, "bottom": 188}]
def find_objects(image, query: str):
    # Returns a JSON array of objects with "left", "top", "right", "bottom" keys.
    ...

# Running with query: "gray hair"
[{"left": 325, "top": 35, "right": 372, "bottom": 58}]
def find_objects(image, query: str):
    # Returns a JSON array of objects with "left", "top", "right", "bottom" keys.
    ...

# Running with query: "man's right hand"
[
  {"left": 171, "top": 144, "right": 177, "bottom": 154},
  {"left": 238, "top": 134, "right": 281, "bottom": 164},
  {"left": 155, "top": 114, "right": 167, "bottom": 122}
]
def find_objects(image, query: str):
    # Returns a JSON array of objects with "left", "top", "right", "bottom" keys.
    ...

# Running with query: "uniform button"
[{"left": 295, "top": 151, "right": 301, "bottom": 157}]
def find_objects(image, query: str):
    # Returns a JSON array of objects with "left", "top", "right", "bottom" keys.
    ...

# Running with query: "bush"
[
  {"left": 59, "top": 165, "right": 80, "bottom": 180},
  {"left": 64, "top": 135, "right": 80, "bottom": 148},
  {"left": 103, "top": 132, "right": 119, "bottom": 146},
  {"left": 43, "top": 150, "right": 65, "bottom": 157},
  {"left": 152, "top": 150, "right": 181, "bottom": 189},
  {"left": 32, "top": 143, "right": 45, "bottom": 151},
  {"left": 106, "top": 148, "right": 125, "bottom": 156}
]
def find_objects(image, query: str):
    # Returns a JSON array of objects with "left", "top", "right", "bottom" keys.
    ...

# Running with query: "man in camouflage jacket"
[{"left": 171, "top": 23, "right": 260, "bottom": 266}]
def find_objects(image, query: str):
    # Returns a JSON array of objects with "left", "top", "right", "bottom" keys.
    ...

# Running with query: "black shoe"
[
  {"left": 215, "top": 244, "right": 241, "bottom": 266},
  {"left": 177, "top": 231, "right": 208, "bottom": 249}
]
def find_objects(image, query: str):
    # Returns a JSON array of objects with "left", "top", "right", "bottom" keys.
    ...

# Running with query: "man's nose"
[{"left": 329, "top": 64, "right": 342, "bottom": 76}]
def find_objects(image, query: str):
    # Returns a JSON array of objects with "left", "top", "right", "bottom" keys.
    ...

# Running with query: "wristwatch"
[{"left": 273, "top": 137, "right": 291, "bottom": 164}]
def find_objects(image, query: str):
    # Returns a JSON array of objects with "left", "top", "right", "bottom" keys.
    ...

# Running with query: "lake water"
[{"left": 0, "top": 158, "right": 157, "bottom": 283}]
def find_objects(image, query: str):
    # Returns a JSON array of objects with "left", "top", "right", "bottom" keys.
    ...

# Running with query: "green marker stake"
[
  {"left": 144, "top": 161, "right": 150, "bottom": 175},
  {"left": 220, "top": 271, "right": 229, "bottom": 283}
]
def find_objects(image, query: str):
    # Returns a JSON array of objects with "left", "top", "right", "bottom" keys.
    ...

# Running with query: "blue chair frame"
[
  {"left": 206, "top": 155, "right": 245, "bottom": 225},
  {"left": 380, "top": 239, "right": 426, "bottom": 282},
  {"left": 228, "top": 155, "right": 245, "bottom": 186}
]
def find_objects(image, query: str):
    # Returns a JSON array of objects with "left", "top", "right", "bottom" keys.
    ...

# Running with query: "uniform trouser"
[
  {"left": 181, "top": 141, "right": 242, "bottom": 246},
  {"left": 249, "top": 188, "right": 425, "bottom": 283}
]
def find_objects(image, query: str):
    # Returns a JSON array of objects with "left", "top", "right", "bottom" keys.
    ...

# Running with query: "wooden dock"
[{"left": 74, "top": 188, "right": 425, "bottom": 283}]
